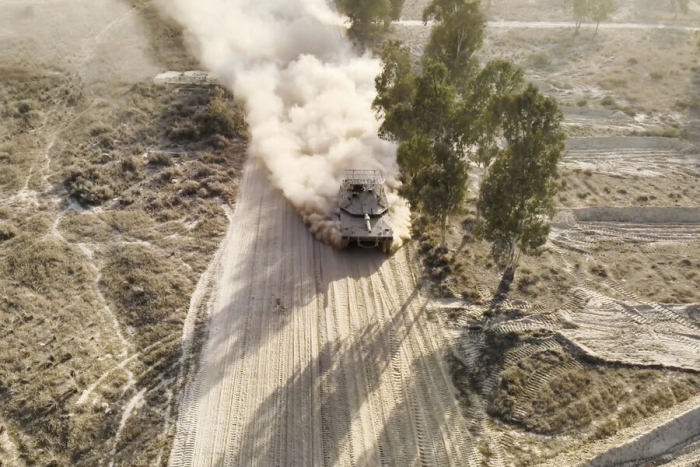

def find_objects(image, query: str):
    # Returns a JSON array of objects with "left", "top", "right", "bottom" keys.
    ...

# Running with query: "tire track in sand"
[{"left": 169, "top": 160, "right": 475, "bottom": 466}]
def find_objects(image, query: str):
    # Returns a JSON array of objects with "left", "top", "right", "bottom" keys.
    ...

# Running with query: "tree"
[
  {"left": 477, "top": 85, "right": 565, "bottom": 275},
  {"left": 590, "top": 0, "right": 616, "bottom": 34},
  {"left": 373, "top": 42, "right": 416, "bottom": 141},
  {"left": 412, "top": 62, "right": 458, "bottom": 140},
  {"left": 375, "top": 56, "right": 469, "bottom": 242},
  {"left": 420, "top": 142, "right": 469, "bottom": 244},
  {"left": 571, "top": 0, "right": 589, "bottom": 34},
  {"left": 422, "top": 0, "right": 485, "bottom": 89},
  {"left": 669, "top": 0, "right": 690, "bottom": 18},
  {"left": 456, "top": 60, "right": 525, "bottom": 170},
  {"left": 337, "top": 0, "right": 405, "bottom": 44}
]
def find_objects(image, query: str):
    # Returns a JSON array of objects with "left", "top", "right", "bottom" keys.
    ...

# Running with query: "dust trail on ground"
[{"left": 155, "top": 0, "right": 411, "bottom": 248}]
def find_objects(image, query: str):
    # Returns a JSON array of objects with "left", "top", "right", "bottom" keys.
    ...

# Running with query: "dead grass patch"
[{"left": 100, "top": 243, "right": 190, "bottom": 347}]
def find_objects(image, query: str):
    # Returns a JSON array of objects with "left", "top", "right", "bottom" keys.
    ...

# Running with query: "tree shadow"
[{"left": 208, "top": 281, "right": 475, "bottom": 466}]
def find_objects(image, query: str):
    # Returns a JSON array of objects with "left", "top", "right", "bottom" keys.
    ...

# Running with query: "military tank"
[{"left": 338, "top": 170, "right": 393, "bottom": 253}]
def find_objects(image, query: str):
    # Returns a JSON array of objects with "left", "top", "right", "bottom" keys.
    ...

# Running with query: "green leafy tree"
[
  {"left": 590, "top": 0, "right": 616, "bottom": 34},
  {"left": 477, "top": 85, "right": 565, "bottom": 275},
  {"left": 396, "top": 134, "right": 432, "bottom": 190},
  {"left": 337, "top": 0, "right": 405, "bottom": 43},
  {"left": 422, "top": 0, "right": 485, "bottom": 89},
  {"left": 420, "top": 142, "right": 469, "bottom": 244},
  {"left": 412, "top": 62, "right": 458, "bottom": 139},
  {"left": 375, "top": 58, "right": 469, "bottom": 241},
  {"left": 457, "top": 60, "right": 525, "bottom": 170},
  {"left": 373, "top": 42, "right": 416, "bottom": 141}
]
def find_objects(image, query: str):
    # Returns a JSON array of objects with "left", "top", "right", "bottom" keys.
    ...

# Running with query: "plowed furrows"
[
  {"left": 387, "top": 254, "right": 472, "bottom": 466},
  {"left": 225, "top": 173, "right": 277, "bottom": 466}
]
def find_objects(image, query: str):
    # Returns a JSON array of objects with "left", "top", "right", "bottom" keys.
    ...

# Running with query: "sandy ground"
[
  {"left": 168, "top": 160, "right": 477, "bottom": 466},
  {"left": 166, "top": 9, "right": 700, "bottom": 466}
]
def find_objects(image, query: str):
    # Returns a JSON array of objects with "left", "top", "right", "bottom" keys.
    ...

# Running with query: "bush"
[
  {"left": 0, "top": 221, "right": 18, "bottom": 241},
  {"left": 64, "top": 166, "right": 114, "bottom": 207},
  {"left": 147, "top": 152, "right": 173, "bottom": 167},
  {"left": 589, "top": 263, "right": 608, "bottom": 278},
  {"left": 529, "top": 52, "right": 551, "bottom": 69},
  {"left": 601, "top": 96, "right": 617, "bottom": 107}
]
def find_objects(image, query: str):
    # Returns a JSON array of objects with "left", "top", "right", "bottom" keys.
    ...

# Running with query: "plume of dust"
[{"left": 155, "top": 0, "right": 412, "bottom": 248}]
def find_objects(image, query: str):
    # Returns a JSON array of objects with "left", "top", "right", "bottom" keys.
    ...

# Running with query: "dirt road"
[
  {"left": 168, "top": 160, "right": 475, "bottom": 466},
  {"left": 395, "top": 20, "right": 700, "bottom": 32}
]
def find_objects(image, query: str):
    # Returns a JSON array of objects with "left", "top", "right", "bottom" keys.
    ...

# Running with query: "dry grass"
[
  {"left": 0, "top": 1, "right": 247, "bottom": 465},
  {"left": 488, "top": 348, "right": 700, "bottom": 436},
  {"left": 483, "top": 27, "right": 699, "bottom": 121},
  {"left": 558, "top": 168, "right": 700, "bottom": 208},
  {"left": 100, "top": 243, "right": 190, "bottom": 348}
]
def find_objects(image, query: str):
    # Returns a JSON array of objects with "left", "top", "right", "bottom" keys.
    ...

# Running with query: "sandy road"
[
  {"left": 169, "top": 160, "right": 475, "bottom": 466},
  {"left": 395, "top": 20, "right": 700, "bottom": 32}
]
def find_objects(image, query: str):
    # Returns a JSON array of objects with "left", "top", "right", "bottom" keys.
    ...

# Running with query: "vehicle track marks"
[{"left": 169, "top": 161, "right": 476, "bottom": 465}]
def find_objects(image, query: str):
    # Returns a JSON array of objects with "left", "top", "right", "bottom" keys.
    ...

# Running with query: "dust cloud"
[{"left": 155, "top": 0, "right": 412, "bottom": 247}]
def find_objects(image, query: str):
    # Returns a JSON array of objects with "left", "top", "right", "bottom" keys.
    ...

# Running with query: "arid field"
[{"left": 0, "top": 0, "right": 698, "bottom": 466}]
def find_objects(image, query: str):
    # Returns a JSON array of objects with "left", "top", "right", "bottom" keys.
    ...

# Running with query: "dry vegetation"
[
  {"left": 0, "top": 1, "right": 247, "bottom": 465},
  {"left": 482, "top": 27, "right": 698, "bottom": 131},
  {"left": 400, "top": 0, "right": 700, "bottom": 464}
]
